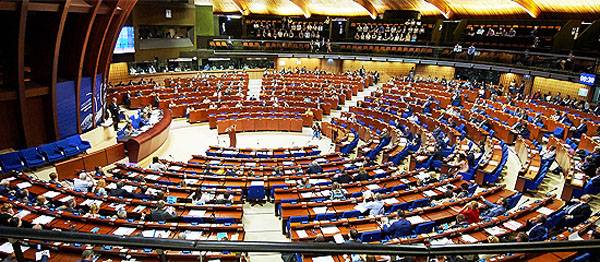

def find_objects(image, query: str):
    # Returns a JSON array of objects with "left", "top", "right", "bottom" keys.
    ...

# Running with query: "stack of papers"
[
  {"left": 461, "top": 234, "right": 478, "bottom": 243},
  {"left": 313, "top": 207, "right": 328, "bottom": 214},
  {"left": 113, "top": 227, "right": 136, "bottom": 236},
  {"left": 32, "top": 215, "right": 54, "bottom": 225},
  {"left": 536, "top": 207, "right": 555, "bottom": 216},
  {"left": 58, "top": 196, "right": 74, "bottom": 203},
  {"left": 184, "top": 231, "right": 204, "bottom": 240},
  {"left": 321, "top": 226, "right": 339, "bottom": 234},
  {"left": 423, "top": 190, "right": 438, "bottom": 197},
  {"left": 295, "top": 230, "right": 308, "bottom": 238},
  {"left": 333, "top": 234, "right": 345, "bottom": 243},
  {"left": 42, "top": 191, "right": 60, "bottom": 199},
  {"left": 365, "top": 184, "right": 380, "bottom": 190},
  {"left": 142, "top": 230, "right": 171, "bottom": 238},
  {"left": 484, "top": 226, "right": 508, "bottom": 236},
  {"left": 383, "top": 198, "right": 400, "bottom": 204},
  {"left": 188, "top": 210, "right": 206, "bottom": 217},
  {"left": 406, "top": 216, "right": 427, "bottom": 225},
  {"left": 312, "top": 256, "right": 335, "bottom": 262},
  {"left": 16, "top": 182, "right": 32, "bottom": 189},
  {"left": 15, "top": 210, "right": 30, "bottom": 219},
  {"left": 502, "top": 220, "right": 523, "bottom": 231}
]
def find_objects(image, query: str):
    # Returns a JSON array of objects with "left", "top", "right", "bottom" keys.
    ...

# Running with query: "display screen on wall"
[
  {"left": 579, "top": 73, "right": 596, "bottom": 86},
  {"left": 114, "top": 26, "right": 135, "bottom": 54}
]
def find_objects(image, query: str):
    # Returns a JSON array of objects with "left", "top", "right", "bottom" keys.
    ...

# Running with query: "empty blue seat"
[
  {"left": 0, "top": 152, "right": 25, "bottom": 173},
  {"left": 359, "top": 230, "right": 382, "bottom": 242},
  {"left": 505, "top": 192, "right": 522, "bottom": 210},
  {"left": 410, "top": 198, "right": 430, "bottom": 209},
  {"left": 247, "top": 183, "right": 265, "bottom": 203},
  {"left": 341, "top": 210, "right": 362, "bottom": 218},
  {"left": 214, "top": 217, "right": 236, "bottom": 224},
  {"left": 552, "top": 127, "right": 565, "bottom": 138},
  {"left": 571, "top": 252, "right": 591, "bottom": 262},
  {"left": 19, "top": 148, "right": 47, "bottom": 169},
  {"left": 315, "top": 213, "right": 336, "bottom": 221},
  {"left": 37, "top": 143, "right": 65, "bottom": 163},
  {"left": 545, "top": 210, "right": 565, "bottom": 229},
  {"left": 64, "top": 135, "right": 91, "bottom": 152},
  {"left": 413, "top": 221, "right": 436, "bottom": 234}
]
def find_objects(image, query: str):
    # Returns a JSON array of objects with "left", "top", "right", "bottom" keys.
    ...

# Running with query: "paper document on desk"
[
  {"left": 32, "top": 215, "right": 54, "bottom": 225},
  {"left": 321, "top": 226, "right": 339, "bottom": 234},
  {"left": 503, "top": 220, "right": 523, "bottom": 231},
  {"left": 16, "top": 182, "right": 31, "bottom": 189},
  {"left": 383, "top": 198, "right": 399, "bottom": 204},
  {"left": 0, "top": 242, "right": 30, "bottom": 254},
  {"left": 536, "top": 207, "right": 554, "bottom": 216},
  {"left": 301, "top": 192, "right": 315, "bottom": 198},
  {"left": 365, "top": 184, "right": 380, "bottom": 190},
  {"left": 15, "top": 210, "right": 30, "bottom": 219},
  {"left": 312, "top": 256, "right": 335, "bottom": 262},
  {"left": 406, "top": 215, "right": 427, "bottom": 225},
  {"left": 354, "top": 203, "right": 367, "bottom": 213},
  {"left": 42, "top": 191, "right": 60, "bottom": 199},
  {"left": 484, "top": 226, "right": 508, "bottom": 236},
  {"left": 184, "top": 231, "right": 204, "bottom": 240},
  {"left": 188, "top": 210, "right": 206, "bottom": 217},
  {"left": 430, "top": 238, "right": 453, "bottom": 245},
  {"left": 113, "top": 227, "right": 136, "bottom": 236},
  {"left": 58, "top": 195, "right": 74, "bottom": 203},
  {"left": 296, "top": 230, "right": 309, "bottom": 238},
  {"left": 145, "top": 175, "right": 160, "bottom": 180},
  {"left": 568, "top": 232, "right": 583, "bottom": 240},
  {"left": 313, "top": 206, "right": 328, "bottom": 214},
  {"left": 168, "top": 166, "right": 182, "bottom": 171},
  {"left": 142, "top": 230, "right": 171, "bottom": 238},
  {"left": 423, "top": 190, "right": 438, "bottom": 197},
  {"left": 333, "top": 233, "right": 345, "bottom": 243},
  {"left": 460, "top": 234, "right": 478, "bottom": 243}
]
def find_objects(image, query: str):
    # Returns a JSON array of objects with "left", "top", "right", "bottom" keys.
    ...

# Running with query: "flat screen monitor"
[
  {"left": 114, "top": 26, "right": 135, "bottom": 54},
  {"left": 579, "top": 73, "right": 596, "bottom": 86}
]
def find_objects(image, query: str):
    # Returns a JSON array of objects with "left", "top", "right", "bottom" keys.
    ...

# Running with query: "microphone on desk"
[
  {"left": 516, "top": 198, "right": 530, "bottom": 209},
  {"left": 545, "top": 187, "right": 559, "bottom": 197}
]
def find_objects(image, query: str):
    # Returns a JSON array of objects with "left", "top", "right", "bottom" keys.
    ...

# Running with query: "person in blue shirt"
[
  {"left": 526, "top": 215, "right": 548, "bottom": 241},
  {"left": 479, "top": 196, "right": 508, "bottom": 220},
  {"left": 381, "top": 211, "right": 412, "bottom": 239}
]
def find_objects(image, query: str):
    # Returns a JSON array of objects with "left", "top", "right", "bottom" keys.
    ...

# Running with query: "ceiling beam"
[
  {"left": 354, "top": 0, "right": 378, "bottom": 19},
  {"left": 231, "top": 0, "right": 250, "bottom": 15},
  {"left": 512, "top": 0, "right": 541, "bottom": 18},
  {"left": 424, "top": 0, "right": 453, "bottom": 19},
  {"left": 289, "top": 0, "right": 311, "bottom": 18}
]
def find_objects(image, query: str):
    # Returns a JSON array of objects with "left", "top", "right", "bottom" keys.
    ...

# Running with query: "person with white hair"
[{"left": 73, "top": 170, "right": 96, "bottom": 192}]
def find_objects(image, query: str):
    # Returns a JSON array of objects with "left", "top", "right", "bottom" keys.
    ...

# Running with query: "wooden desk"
[{"left": 126, "top": 110, "right": 172, "bottom": 163}]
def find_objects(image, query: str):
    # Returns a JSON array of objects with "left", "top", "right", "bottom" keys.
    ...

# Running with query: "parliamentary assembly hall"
[{"left": 1, "top": 0, "right": 600, "bottom": 261}]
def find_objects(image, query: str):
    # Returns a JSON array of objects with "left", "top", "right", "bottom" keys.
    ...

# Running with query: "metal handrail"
[{"left": 1, "top": 227, "right": 600, "bottom": 256}]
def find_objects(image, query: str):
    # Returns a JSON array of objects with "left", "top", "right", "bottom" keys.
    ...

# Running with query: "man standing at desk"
[
  {"left": 227, "top": 124, "right": 237, "bottom": 148},
  {"left": 108, "top": 97, "right": 120, "bottom": 131}
]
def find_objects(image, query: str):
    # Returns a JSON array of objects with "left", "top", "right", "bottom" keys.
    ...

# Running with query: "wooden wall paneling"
[
  {"left": 88, "top": 0, "right": 122, "bottom": 135},
  {"left": 75, "top": 0, "right": 103, "bottom": 130},
  {"left": 16, "top": 0, "right": 30, "bottom": 147},
  {"left": 100, "top": 0, "right": 138, "bottom": 91},
  {"left": 50, "top": 0, "right": 73, "bottom": 140},
  {"left": 0, "top": 8, "right": 22, "bottom": 149},
  {"left": 532, "top": 76, "right": 589, "bottom": 100}
]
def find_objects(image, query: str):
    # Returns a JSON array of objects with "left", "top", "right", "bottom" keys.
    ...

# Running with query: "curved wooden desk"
[
  {"left": 126, "top": 110, "right": 172, "bottom": 163},
  {"left": 216, "top": 117, "right": 303, "bottom": 134}
]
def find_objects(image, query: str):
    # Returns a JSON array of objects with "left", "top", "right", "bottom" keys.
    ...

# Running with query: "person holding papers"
[
  {"left": 329, "top": 182, "right": 346, "bottom": 200},
  {"left": 109, "top": 182, "right": 132, "bottom": 198},
  {"left": 149, "top": 200, "right": 177, "bottom": 221},
  {"left": 479, "top": 196, "right": 508, "bottom": 220},
  {"left": 457, "top": 201, "right": 481, "bottom": 224},
  {"left": 526, "top": 216, "right": 548, "bottom": 241},
  {"left": 73, "top": 171, "right": 96, "bottom": 192},
  {"left": 560, "top": 194, "right": 592, "bottom": 228},
  {"left": 148, "top": 156, "right": 168, "bottom": 171},
  {"left": 362, "top": 194, "right": 385, "bottom": 216},
  {"left": 381, "top": 211, "right": 412, "bottom": 239}
]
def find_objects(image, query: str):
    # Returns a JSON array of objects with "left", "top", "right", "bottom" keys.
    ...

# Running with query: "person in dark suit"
[
  {"left": 109, "top": 182, "right": 131, "bottom": 198},
  {"left": 526, "top": 215, "right": 548, "bottom": 241},
  {"left": 511, "top": 120, "right": 530, "bottom": 139},
  {"left": 381, "top": 211, "right": 412, "bottom": 239},
  {"left": 108, "top": 97, "right": 120, "bottom": 131},
  {"left": 332, "top": 170, "right": 352, "bottom": 184},
  {"left": 582, "top": 147, "right": 600, "bottom": 177},
  {"left": 571, "top": 120, "right": 588, "bottom": 139},
  {"left": 561, "top": 194, "right": 593, "bottom": 228},
  {"left": 148, "top": 200, "right": 177, "bottom": 221}
]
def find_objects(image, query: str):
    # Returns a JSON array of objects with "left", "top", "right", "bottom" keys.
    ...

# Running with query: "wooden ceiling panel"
[{"left": 201, "top": 0, "right": 600, "bottom": 17}]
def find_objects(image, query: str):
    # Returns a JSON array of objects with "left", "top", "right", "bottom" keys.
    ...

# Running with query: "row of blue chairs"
[{"left": 0, "top": 135, "right": 91, "bottom": 173}]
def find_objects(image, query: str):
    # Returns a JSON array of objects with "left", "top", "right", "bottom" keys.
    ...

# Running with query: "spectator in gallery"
[{"left": 467, "top": 44, "right": 476, "bottom": 60}]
